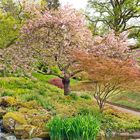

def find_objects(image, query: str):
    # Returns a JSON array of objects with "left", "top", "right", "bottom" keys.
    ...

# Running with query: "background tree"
[
  {"left": 0, "top": 0, "right": 25, "bottom": 22},
  {"left": 0, "top": 13, "right": 20, "bottom": 49},
  {"left": 3, "top": 6, "right": 93, "bottom": 95},
  {"left": 0, "top": 0, "right": 41, "bottom": 76},
  {"left": 0, "top": 0, "right": 32, "bottom": 49},
  {"left": 129, "top": 28, "right": 140, "bottom": 49},
  {"left": 86, "top": 0, "right": 140, "bottom": 35}
]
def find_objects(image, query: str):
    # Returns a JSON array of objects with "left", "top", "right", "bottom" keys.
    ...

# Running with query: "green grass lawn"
[
  {"left": 111, "top": 92, "right": 140, "bottom": 110},
  {"left": 32, "top": 72, "right": 79, "bottom": 86}
]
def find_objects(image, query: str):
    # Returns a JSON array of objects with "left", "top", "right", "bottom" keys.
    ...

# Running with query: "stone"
[
  {"left": 0, "top": 133, "right": 17, "bottom": 140},
  {"left": 14, "top": 124, "right": 49, "bottom": 139},
  {"left": 3, "top": 111, "right": 50, "bottom": 139},
  {"left": 30, "top": 115, "right": 51, "bottom": 128},
  {"left": 14, "top": 124, "right": 37, "bottom": 139},
  {"left": 0, "top": 97, "right": 51, "bottom": 139},
  {"left": 3, "top": 112, "right": 27, "bottom": 131}
]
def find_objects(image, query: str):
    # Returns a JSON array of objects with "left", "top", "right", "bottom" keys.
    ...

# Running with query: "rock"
[
  {"left": 0, "top": 133, "right": 16, "bottom": 140},
  {"left": 3, "top": 111, "right": 50, "bottom": 139},
  {"left": 14, "top": 124, "right": 37, "bottom": 138},
  {"left": 3, "top": 112, "right": 27, "bottom": 131},
  {"left": 14, "top": 124, "right": 49, "bottom": 139},
  {"left": 30, "top": 115, "right": 51, "bottom": 128},
  {"left": 0, "top": 97, "right": 51, "bottom": 139},
  {"left": 0, "top": 120, "right": 5, "bottom": 132},
  {"left": 34, "top": 131, "right": 49, "bottom": 138}
]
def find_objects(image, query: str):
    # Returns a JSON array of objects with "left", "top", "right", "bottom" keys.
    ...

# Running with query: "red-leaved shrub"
[{"left": 48, "top": 78, "right": 64, "bottom": 89}]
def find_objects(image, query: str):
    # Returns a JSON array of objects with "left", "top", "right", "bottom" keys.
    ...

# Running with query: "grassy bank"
[
  {"left": 0, "top": 74, "right": 95, "bottom": 117},
  {"left": 111, "top": 92, "right": 140, "bottom": 110}
]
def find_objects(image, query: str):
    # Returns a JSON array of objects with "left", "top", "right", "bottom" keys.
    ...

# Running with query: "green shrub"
[
  {"left": 70, "top": 93, "right": 79, "bottom": 100},
  {"left": 38, "top": 88, "right": 47, "bottom": 96},
  {"left": 78, "top": 107, "right": 100, "bottom": 116},
  {"left": 47, "top": 115, "right": 101, "bottom": 140},
  {"left": 80, "top": 94, "right": 91, "bottom": 100},
  {"left": 0, "top": 91, "right": 13, "bottom": 97}
]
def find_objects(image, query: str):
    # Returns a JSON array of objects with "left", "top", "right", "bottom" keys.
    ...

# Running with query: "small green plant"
[
  {"left": 38, "top": 88, "right": 47, "bottom": 96},
  {"left": 0, "top": 91, "right": 13, "bottom": 97},
  {"left": 37, "top": 97, "right": 54, "bottom": 110},
  {"left": 80, "top": 94, "right": 91, "bottom": 100},
  {"left": 70, "top": 93, "right": 79, "bottom": 100},
  {"left": 20, "top": 93, "right": 39, "bottom": 102},
  {"left": 47, "top": 115, "right": 101, "bottom": 140},
  {"left": 78, "top": 107, "right": 100, "bottom": 116}
]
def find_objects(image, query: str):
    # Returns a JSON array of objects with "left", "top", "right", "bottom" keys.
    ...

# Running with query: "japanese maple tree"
[{"left": 74, "top": 32, "right": 140, "bottom": 112}]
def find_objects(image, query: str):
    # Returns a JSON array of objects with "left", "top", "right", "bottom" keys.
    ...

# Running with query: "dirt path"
[
  {"left": 77, "top": 93, "right": 140, "bottom": 116},
  {"left": 107, "top": 103, "right": 140, "bottom": 116}
]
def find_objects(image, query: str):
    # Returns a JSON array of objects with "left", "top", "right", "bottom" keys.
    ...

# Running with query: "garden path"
[{"left": 107, "top": 103, "right": 140, "bottom": 116}]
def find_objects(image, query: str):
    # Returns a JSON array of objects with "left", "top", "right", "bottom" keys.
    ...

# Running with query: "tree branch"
[{"left": 124, "top": 26, "right": 140, "bottom": 31}]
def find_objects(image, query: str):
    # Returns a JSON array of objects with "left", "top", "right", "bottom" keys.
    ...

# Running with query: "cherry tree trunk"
[{"left": 62, "top": 77, "right": 70, "bottom": 95}]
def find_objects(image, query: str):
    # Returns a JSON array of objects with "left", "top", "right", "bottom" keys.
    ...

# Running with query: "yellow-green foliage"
[
  {"left": 3, "top": 112, "right": 27, "bottom": 124},
  {"left": 0, "top": 13, "right": 20, "bottom": 48}
]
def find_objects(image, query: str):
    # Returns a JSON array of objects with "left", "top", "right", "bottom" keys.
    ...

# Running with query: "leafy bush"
[
  {"left": 78, "top": 107, "right": 100, "bottom": 116},
  {"left": 70, "top": 93, "right": 79, "bottom": 100},
  {"left": 38, "top": 88, "right": 47, "bottom": 96},
  {"left": 80, "top": 94, "right": 91, "bottom": 100},
  {"left": 0, "top": 91, "right": 13, "bottom": 97},
  {"left": 48, "top": 78, "right": 64, "bottom": 89},
  {"left": 47, "top": 115, "right": 101, "bottom": 140}
]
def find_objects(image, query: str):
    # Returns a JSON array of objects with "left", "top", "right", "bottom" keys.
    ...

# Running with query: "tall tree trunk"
[{"left": 62, "top": 77, "right": 70, "bottom": 95}]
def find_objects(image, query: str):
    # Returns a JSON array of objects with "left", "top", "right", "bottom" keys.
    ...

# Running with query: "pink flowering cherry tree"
[{"left": 3, "top": 5, "right": 93, "bottom": 95}]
